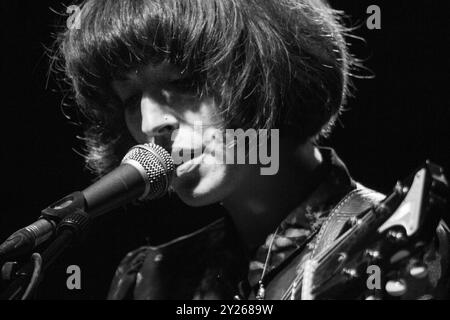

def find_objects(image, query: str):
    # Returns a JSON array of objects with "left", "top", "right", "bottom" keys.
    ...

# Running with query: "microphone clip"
[{"left": 41, "top": 191, "right": 86, "bottom": 223}]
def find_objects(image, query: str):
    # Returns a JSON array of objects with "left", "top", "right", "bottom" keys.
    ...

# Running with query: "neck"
[{"left": 222, "top": 139, "right": 323, "bottom": 253}]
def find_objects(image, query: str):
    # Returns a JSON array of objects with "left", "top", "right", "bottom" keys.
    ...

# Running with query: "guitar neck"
[{"left": 284, "top": 186, "right": 404, "bottom": 300}]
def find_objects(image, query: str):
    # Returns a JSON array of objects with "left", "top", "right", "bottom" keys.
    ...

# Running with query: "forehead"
[{"left": 112, "top": 61, "right": 184, "bottom": 88}]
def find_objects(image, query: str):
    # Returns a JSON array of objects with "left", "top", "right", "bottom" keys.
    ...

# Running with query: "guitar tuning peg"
[
  {"left": 341, "top": 268, "right": 358, "bottom": 280},
  {"left": 414, "top": 241, "right": 426, "bottom": 249},
  {"left": 390, "top": 249, "right": 411, "bottom": 264},
  {"left": 364, "top": 249, "right": 381, "bottom": 261},
  {"left": 387, "top": 229, "right": 407, "bottom": 243},
  {"left": 385, "top": 279, "right": 407, "bottom": 297},
  {"left": 365, "top": 293, "right": 382, "bottom": 300},
  {"left": 394, "top": 182, "right": 409, "bottom": 195},
  {"left": 409, "top": 264, "right": 428, "bottom": 279}
]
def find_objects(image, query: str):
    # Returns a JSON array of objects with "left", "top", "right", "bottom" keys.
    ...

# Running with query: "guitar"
[{"left": 272, "top": 161, "right": 449, "bottom": 300}]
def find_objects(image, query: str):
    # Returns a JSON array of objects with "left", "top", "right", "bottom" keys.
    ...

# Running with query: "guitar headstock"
[
  {"left": 378, "top": 161, "right": 448, "bottom": 238},
  {"left": 310, "top": 161, "right": 449, "bottom": 299}
]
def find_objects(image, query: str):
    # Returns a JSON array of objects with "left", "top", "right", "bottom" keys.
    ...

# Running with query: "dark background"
[{"left": 0, "top": 1, "right": 449, "bottom": 299}]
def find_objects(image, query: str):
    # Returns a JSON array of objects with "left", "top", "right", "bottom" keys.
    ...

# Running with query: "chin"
[
  {"left": 171, "top": 183, "right": 221, "bottom": 207},
  {"left": 175, "top": 191, "right": 218, "bottom": 207}
]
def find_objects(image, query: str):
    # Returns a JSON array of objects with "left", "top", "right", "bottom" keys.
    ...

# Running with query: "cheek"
[
  {"left": 176, "top": 162, "right": 236, "bottom": 206},
  {"left": 199, "top": 143, "right": 247, "bottom": 186},
  {"left": 197, "top": 161, "right": 249, "bottom": 201}
]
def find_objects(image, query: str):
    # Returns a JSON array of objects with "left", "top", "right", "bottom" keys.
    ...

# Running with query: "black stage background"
[{"left": 1, "top": 1, "right": 449, "bottom": 299}]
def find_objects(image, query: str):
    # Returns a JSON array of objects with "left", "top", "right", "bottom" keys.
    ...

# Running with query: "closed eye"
[
  {"left": 123, "top": 93, "right": 141, "bottom": 111},
  {"left": 167, "top": 77, "right": 198, "bottom": 94}
]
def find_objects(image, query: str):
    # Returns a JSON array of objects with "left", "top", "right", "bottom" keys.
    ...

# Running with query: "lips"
[
  {"left": 171, "top": 147, "right": 204, "bottom": 165},
  {"left": 175, "top": 153, "right": 204, "bottom": 176}
]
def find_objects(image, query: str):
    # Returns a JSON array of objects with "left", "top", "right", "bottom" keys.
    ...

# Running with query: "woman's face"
[{"left": 111, "top": 61, "right": 253, "bottom": 206}]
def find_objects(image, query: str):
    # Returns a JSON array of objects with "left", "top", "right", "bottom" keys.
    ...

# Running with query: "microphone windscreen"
[{"left": 122, "top": 143, "right": 175, "bottom": 200}]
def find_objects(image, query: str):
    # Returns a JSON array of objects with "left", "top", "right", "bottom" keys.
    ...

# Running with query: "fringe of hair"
[{"left": 51, "top": 0, "right": 360, "bottom": 176}]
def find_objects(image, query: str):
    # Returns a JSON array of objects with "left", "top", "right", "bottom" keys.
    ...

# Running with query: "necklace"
[{"left": 255, "top": 226, "right": 280, "bottom": 300}]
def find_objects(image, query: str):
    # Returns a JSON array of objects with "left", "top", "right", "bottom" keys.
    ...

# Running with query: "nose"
[{"left": 140, "top": 92, "right": 179, "bottom": 140}]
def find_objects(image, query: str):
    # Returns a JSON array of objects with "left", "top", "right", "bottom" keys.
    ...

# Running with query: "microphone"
[{"left": 0, "top": 143, "right": 175, "bottom": 261}]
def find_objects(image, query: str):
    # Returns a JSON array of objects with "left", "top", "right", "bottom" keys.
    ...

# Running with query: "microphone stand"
[{"left": 0, "top": 209, "right": 90, "bottom": 300}]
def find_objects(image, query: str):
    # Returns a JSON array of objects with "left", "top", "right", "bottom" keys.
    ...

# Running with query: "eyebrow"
[{"left": 113, "top": 69, "right": 139, "bottom": 82}]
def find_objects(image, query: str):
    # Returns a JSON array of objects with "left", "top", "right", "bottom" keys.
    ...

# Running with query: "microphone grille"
[{"left": 121, "top": 143, "right": 175, "bottom": 200}]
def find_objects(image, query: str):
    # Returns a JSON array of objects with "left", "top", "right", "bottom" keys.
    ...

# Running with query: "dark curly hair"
[{"left": 53, "top": 0, "right": 357, "bottom": 176}]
